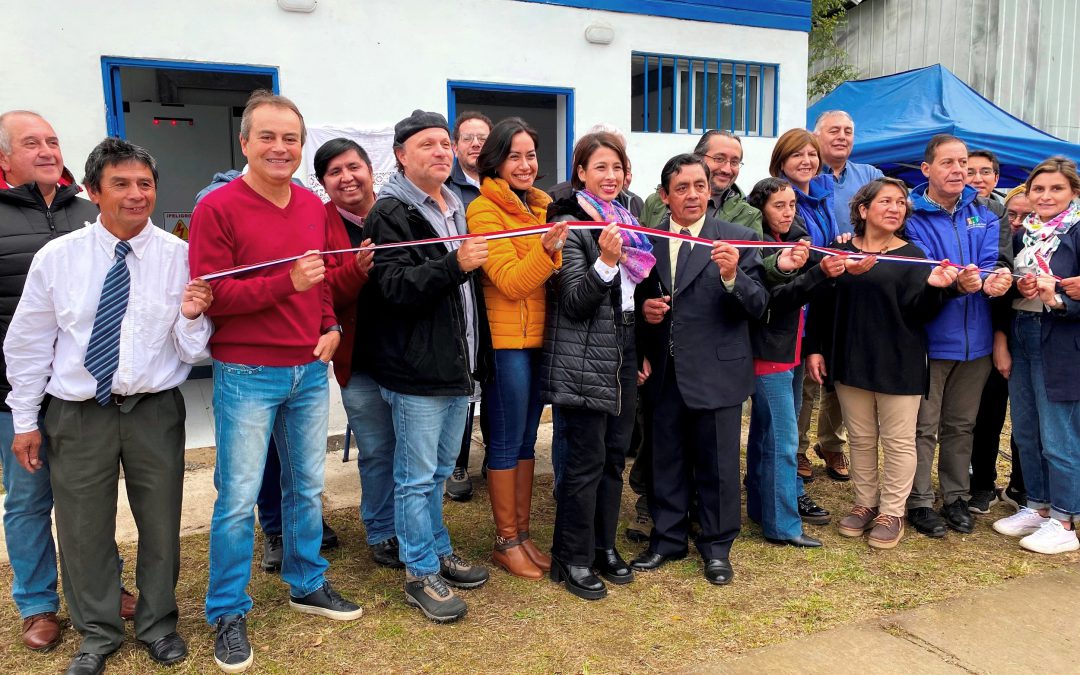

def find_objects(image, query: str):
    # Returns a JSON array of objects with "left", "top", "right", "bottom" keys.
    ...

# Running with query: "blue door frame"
[
  {"left": 100, "top": 57, "right": 280, "bottom": 138},
  {"left": 447, "top": 80, "right": 575, "bottom": 182}
]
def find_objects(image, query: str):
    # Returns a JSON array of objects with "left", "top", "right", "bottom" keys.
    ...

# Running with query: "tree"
[{"left": 808, "top": 0, "right": 861, "bottom": 100}]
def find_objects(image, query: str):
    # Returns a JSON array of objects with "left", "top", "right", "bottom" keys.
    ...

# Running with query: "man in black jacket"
[
  {"left": 366, "top": 110, "right": 492, "bottom": 623},
  {"left": 631, "top": 154, "right": 768, "bottom": 584},
  {"left": 0, "top": 110, "right": 101, "bottom": 652}
]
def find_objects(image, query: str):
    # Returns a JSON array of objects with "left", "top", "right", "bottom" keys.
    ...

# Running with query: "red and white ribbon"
[{"left": 198, "top": 221, "right": 1014, "bottom": 281}]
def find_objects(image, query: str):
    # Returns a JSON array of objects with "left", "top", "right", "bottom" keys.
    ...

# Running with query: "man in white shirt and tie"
[{"left": 4, "top": 137, "right": 213, "bottom": 675}]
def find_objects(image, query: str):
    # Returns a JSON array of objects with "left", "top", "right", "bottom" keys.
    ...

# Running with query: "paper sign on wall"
[{"left": 163, "top": 211, "right": 193, "bottom": 241}]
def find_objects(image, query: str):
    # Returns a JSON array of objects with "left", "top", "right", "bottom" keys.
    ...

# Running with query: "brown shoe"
[
  {"left": 488, "top": 467, "right": 543, "bottom": 580},
  {"left": 120, "top": 587, "right": 137, "bottom": 621},
  {"left": 814, "top": 444, "right": 850, "bottom": 481},
  {"left": 868, "top": 514, "right": 905, "bottom": 549},
  {"left": 838, "top": 505, "right": 879, "bottom": 537},
  {"left": 22, "top": 612, "right": 61, "bottom": 652},
  {"left": 514, "top": 459, "right": 551, "bottom": 572},
  {"left": 796, "top": 452, "right": 814, "bottom": 482}
]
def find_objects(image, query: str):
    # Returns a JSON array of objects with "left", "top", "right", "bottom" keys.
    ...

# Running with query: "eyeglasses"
[
  {"left": 701, "top": 154, "right": 744, "bottom": 168},
  {"left": 967, "top": 168, "right": 996, "bottom": 177},
  {"left": 1006, "top": 210, "right": 1032, "bottom": 224},
  {"left": 459, "top": 134, "right": 488, "bottom": 144}
]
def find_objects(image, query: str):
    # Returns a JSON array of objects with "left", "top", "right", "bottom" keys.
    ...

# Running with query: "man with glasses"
[
  {"left": 966, "top": 149, "right": 1006, "bottom": 218},
  {"left": 641, "top": 129, "right": 761, "bottom": 233}
]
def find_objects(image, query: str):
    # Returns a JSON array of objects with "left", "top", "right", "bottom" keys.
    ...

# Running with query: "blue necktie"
[{"left": 84, "top": 241, "right": 132, "bottom": 406}]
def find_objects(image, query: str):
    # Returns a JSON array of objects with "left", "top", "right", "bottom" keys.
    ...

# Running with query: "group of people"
[{"left": 1, "top": 93, "right": 1078, "bottom": 675}]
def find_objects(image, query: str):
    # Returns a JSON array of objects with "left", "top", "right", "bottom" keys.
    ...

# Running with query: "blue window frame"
[
  {"left": 512, "top": 1, "right": 811, "bottom": 32},
  {"left": 447, "top": 80, "right": 575, "bottom": 182},
  {"left": 631, "top": 52, "right": 778, "bottom": 137},
  {"left": 100, "top": 57, "right": 279, "bottom": 138}
]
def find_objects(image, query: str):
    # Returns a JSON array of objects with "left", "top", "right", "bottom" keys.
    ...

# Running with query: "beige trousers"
[{"left": 834, "top": 383, "right": 922, "bottom": 517}]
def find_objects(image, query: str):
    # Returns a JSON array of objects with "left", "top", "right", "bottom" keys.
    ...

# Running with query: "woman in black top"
[{"left": 804, "top": 177, "right": 956, "bottom": 549}]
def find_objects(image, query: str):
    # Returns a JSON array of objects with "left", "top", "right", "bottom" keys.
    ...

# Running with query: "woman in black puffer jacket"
[{"left": 540, "top": 132, "right": 654, "bottom": 601}]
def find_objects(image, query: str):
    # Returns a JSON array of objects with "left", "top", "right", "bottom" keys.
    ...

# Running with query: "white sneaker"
[
  {"left": 1019, "top": 519, "right": 1080, "bottom": 555},
  {"left": 992, "top": 507, "right": 1049, "bottom": 537}
]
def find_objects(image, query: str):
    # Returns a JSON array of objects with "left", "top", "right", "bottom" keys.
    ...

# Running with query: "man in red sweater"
[{"left": 188, "top": 91, "right": 362, "bottom": 674}]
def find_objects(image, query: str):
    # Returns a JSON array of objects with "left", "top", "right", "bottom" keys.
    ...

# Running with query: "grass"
[{"left": 1, "top": 418, "right": 1077, "bottom": 674}]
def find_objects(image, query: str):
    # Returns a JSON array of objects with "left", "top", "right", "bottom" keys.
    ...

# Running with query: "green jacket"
[{"left": 641, "top": 184, "right": 790, "bottom": 284}]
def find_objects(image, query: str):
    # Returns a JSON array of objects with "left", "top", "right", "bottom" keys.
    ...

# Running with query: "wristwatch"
[
  {"left": 1052, "top": 294, "right": 1066, "bottom": 311},
  {"left": 322, "top": 324, "right": 344, "bottom": 335}
]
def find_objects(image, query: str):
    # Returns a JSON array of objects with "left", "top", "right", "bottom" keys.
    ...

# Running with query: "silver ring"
[{"left": 554, "top": 240, "right": 564, "bottom": 251}]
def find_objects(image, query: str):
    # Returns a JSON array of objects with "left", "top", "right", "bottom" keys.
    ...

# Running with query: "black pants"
[
  {"left": 455, "top": 390, "right": 490, "bottom": 470},
  {"left": 971, "top": 367, "right": 1025, "bottom": 494},
  {"left": 627, "top": 392, "right": 651, "bottom": 518},
  {"left": 551, "top": 326, "right": 636, "bottom": 566},
  {"left": 46, "top": 389, "right": 185, "bottom": 654},
  {"left": 649, "top": 361, "right": 742, "bottom": 561}
]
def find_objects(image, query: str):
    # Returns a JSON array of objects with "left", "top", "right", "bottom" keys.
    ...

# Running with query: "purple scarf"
[{"left": 576, "top": 190, "right": 656, "bottom": 283}]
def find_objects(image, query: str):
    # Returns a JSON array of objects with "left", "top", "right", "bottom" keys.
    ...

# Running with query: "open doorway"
[
  {"left": 101, "top": 57, "right": 277, "bottom": 239},
  {"left": 447, "top": 81, "right": 574, "bottom": 190}
]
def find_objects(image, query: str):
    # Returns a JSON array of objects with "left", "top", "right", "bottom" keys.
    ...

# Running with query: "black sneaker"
[
  {"left": 371, "top": 537, "right": 405, "bottom": 569},
  {"left": 907, "top": 506, "right": 947, "bottom": 538},
  {"left": 968, "top": 489, "right": 1000, "bottom": 515},
  {"left": 289, "top": 581, "right": 363, "bottom": 620},
  {"left": 941, "top": 499, "right": 975, "bottom": 533},
  {"left": 404, "top": 573, "right": 467, "bottom": 623},
  {"left": 439, "top": 553, "right": 489, "bottom": 589},
  {"left": 214, "top": 614, "right": 252, "bottom": 674},
  {"left": 321, "top": 519, "right": 340, "bottom": 551},
  {"left": 625, "top": 512, "right": 652, "bottom": 543},
  {"left": 444, "top": 467, "right": 474, "bottom": 502},
  {"left": 797, "top": 494, "right": 832, "bottom": 525},
  {"left": 1001, "top": 485, "right": 1026, "bottom": 512},
  {"left": 260, "top": 534, "right": 282, "bottom": 573}
]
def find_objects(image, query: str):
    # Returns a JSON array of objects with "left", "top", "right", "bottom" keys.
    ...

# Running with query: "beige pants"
[{"left": 834, "top": 383, "right": 922, "bottom": 518}]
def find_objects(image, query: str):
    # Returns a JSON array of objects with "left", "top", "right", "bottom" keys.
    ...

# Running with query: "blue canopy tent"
[{"left": 807, "top": 64, "right": 1080, "bottom": 188}]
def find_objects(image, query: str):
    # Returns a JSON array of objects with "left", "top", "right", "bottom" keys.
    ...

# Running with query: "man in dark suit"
[{"left": 630, "top": 154, "right": 767, "bottom": 584}]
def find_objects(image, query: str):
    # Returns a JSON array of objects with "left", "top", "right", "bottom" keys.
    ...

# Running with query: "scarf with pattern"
[
  {"left": 576, "top": 189, "right": 656, "bottom": 283},
  {"left": 1016, "top": 199, "right": 1080, "bottom": 273}
]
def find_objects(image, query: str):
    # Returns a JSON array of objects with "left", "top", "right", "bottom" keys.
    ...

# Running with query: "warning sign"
[{"left": 163, "top": 211, "right": 193, "bottom": 241}]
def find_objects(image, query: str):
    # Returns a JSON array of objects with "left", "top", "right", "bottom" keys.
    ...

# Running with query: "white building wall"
[
  {"left": 1, "top": 0, "right": 807, "bottom": 448},
  {"left": 1, "top": 0, "right": 807, "bottom": 194}
]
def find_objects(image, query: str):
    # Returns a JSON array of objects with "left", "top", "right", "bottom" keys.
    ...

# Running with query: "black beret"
[{"left": 393, "top": 109, "right": 450, "bottom": 145}]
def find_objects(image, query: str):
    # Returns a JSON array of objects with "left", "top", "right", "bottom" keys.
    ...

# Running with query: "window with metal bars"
[{"left": 631, "top": 52, "right": 778, "bottom": 137}]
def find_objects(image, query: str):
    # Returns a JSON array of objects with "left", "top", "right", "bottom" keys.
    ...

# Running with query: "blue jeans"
[
  {"left": 487, "top": 349, "right": 543, "bottom": 470},
  {"left": 256, "top": 437, "right": 282, "bottom": 536},
  {"left": 339, "top": 373, "right": 396, "bottom": 545},
  {"left": 0, "top": 411, "right": 59, "bottom": 618},
  {"left": 1010, "top": 313, "right": 1080, "bottom": 523},
  {"left": 380, "top": 388, "right": 468, "bottom": 577},
  {"left": 205, "top": 360, "right": 330, "bottom": 624},
  {"left": 746, "top": 370, "right": 803, "bottom": 539}
]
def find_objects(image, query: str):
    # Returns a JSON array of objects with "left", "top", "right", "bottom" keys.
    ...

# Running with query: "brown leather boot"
[
  {"left": 488, "top": 467, "right": 543, "bottom": 580},
  {"left": 22, "top": 612, "right": 61, "bottom": 651},
  {"left": 814, "top": 443, "right": 850, "bottom": 481},
  {"left": 514, "top": 459, "right": 551, "bottom": 572}
]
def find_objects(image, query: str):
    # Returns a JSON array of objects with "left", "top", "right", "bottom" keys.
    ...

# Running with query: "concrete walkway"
[{"left": 701, "top": 564, "right": 1080, "bottom": 674}]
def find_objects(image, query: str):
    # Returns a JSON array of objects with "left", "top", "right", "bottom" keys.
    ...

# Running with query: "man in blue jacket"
[{"left": 904, "top": 134, "right": 1013, "bottom": 538}]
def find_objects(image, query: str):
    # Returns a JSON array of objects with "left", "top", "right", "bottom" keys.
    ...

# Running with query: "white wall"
[{"left": 1, "top": 0, "right": 807, "bottom": 194}]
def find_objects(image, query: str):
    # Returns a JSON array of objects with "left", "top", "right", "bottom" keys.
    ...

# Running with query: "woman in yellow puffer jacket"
[{"left": 467, "top": 117, "right": 569, "bottom": 580}]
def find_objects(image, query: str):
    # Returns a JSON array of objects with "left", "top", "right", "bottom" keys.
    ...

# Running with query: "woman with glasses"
[
  {"left": 541, "top": 132, "right": 654, "bottom": 599},
  {"left": 993, "top": 157, "right": 1080, "bottom": 554}
]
